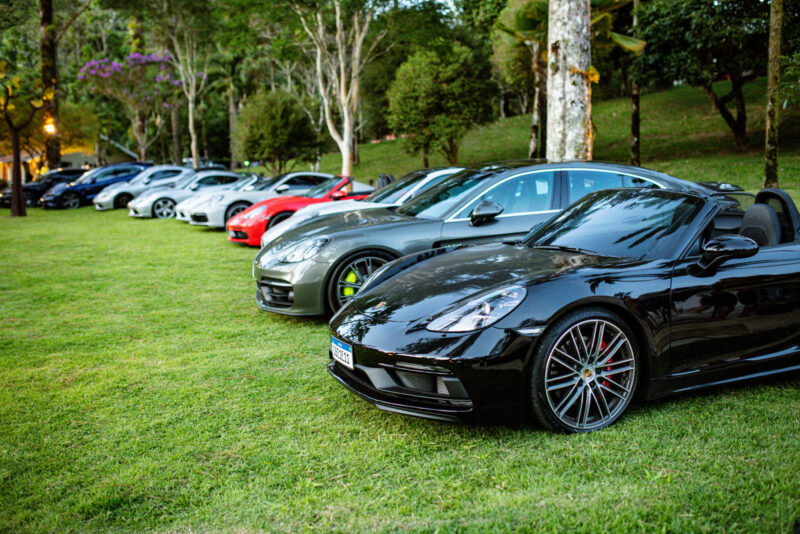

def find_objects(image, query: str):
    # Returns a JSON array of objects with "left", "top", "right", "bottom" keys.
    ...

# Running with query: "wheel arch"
[
  {"left": 321, "top": 246, "right": 403, "bottom": 314},
  {"left": 540, "top": 297, "right": 654, "bottom": 398}
]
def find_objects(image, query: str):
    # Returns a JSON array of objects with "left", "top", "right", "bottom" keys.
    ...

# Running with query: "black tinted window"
[{"left": 525, "top": 189, "right": 705, "bottom": 260}]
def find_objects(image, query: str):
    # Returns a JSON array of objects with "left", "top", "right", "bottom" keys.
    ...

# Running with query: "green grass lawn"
[{"left": 1, "top": 83, "right": 800, "bottom": 532}]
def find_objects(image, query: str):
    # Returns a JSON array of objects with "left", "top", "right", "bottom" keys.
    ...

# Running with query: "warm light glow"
[{"left": 44, "top": 121, "right": 56, "bottom": 134}]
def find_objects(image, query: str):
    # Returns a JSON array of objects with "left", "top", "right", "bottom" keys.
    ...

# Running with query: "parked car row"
[{"left": 15, "top": 158, "right": 800, "bottom": 434}]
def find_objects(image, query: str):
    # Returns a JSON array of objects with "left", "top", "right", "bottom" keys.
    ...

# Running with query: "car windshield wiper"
[{"left": 531, "top": 244, "right": 602, "bottom": 255}]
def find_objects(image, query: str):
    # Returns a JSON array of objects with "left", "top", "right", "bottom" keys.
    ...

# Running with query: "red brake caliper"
[{"left": 600, "top": 340, "right": 611, "bottom": 387}]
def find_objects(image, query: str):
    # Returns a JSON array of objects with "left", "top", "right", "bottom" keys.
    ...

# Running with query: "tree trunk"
[
  {"left": 546, "top": 0, "right": 591, "bottom": 162},
  {"left": 39, "top": 0, "right": 60, "bottom": 169},
  {"left": 188, "top": 95, "right": 199, "bottom": 168},
  {"left": 422, "top": 147, "right": 429, "bottom": 168},
  {"left": 630, "top": 85, "right": 640, "bottom": 165},
  {"left": 228, "top": 83, "right": 236, "bottom": 169},
  {"left": 630, "top": 0, "right": 641, "bottom": 166},
  {"left": 171, "top": 105, "right": 181, "bottom": 164},
  {"left": 702, "top": 80, "right": 748, "bottom": 150},
  {"left": 10, "top": 129, "right": 27, "bottom": 217},
  {"left": 764, "top": 0, "right": 782, "bottom": 188},
  {"left": 201, "top": 109, "right": 209, "bottom": 162},
  {"left": 133, "top": 112, "right": 147, "bottom": 160}
]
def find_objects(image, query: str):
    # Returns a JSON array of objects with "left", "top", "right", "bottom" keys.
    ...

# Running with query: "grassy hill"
[{"left": 313, "top": 78, "right": 799, "bottom": 198}]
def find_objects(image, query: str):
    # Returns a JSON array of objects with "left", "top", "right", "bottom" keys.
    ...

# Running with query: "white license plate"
[{"left": 331, "top": 337, "right": 354, "bottom": 370}]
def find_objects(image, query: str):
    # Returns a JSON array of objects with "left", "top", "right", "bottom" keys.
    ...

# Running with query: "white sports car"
[
  {"left": 259, "top": 167, "right": 461, "bottom": 247},
  {"left": 186, "top": 171, "right": 336, "bottom": 228},
  {"left": 128, "top": 170, "right": 255, "bottom": 219}
]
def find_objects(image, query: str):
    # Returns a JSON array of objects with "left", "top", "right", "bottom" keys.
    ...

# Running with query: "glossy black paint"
[
  {"left": 0, "top": 168, "right": 85, "bottom": 207},
  {"left": 328, "top": 189, "right": 800, "bottom": 424}
]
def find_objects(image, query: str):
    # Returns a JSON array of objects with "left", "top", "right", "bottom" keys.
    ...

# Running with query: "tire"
[
  {"left": 326, "top": 250, "right": 396, "bottom": 313},
  {"left": 23, "top": 191, "right": 33, "bottom": 207},
  {"left": 61, "top": 192, "right": 80, "bottom": 210},
  {"left": 225, "top": 201, "right": 251, "bottom": 222},
  {"left": 114, "top": 193, "right": 133, "bottom": 210},
  {"left": 152, "top": 197, "right": 176, "bottom": 219},
  {"left": 529, "top": 307, "right": 640, "bottom": 433},
  {"left": 267, "top": 211, "right": 293, "bottom": 229}
]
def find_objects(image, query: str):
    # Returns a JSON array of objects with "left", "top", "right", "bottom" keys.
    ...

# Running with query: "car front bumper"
[
  {"left": 128, "top": 202, "right": 153, "bottom": 218},
  {"left": 326, "top": 324, "right": 536, "bottom": 424},
  {"left": 228, "top": 220, "right": 267, "bottom": 246},
  {"left": 93, "top": 197, "right": 115, "bottom": 210},
  {"left": 41, "top": 196, "right": 61, "bottom": 209},
  {"left": 190, "top": 205, "right": 225, "bottom": 228},
  {"left": 252, "top": 255, "right": 331, "bottom": 315}
]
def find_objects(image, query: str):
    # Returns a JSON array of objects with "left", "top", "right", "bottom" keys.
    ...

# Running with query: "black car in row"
[{"left": 0, "top": 168, "right": 85, "bottom": 207}]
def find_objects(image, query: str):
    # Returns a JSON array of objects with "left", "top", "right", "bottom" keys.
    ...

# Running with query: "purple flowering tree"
[{"left": 78, "top": 52, "right": 181, "bottom": 160}]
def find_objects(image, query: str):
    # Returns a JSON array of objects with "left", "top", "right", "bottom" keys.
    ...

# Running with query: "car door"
[
  {"left": 667, "top": 237, "right": 800, "bottom": 389},
  {"left": 438, "top": 169, "right": 560, "bottom": 247}
]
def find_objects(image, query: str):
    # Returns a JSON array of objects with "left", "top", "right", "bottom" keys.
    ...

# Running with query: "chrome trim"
[{"left": 445, "top": 168, "right": 665, "bottom": 222}]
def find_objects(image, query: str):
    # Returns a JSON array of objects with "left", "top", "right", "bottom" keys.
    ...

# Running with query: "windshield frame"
[
  {"left": 305, "top": 176, "right": 345, "bottom": 198},
  {"left": 523, "top": 188, "right": 711, "bottom": 261},
  {"left": 365, "top": 170, "right": 433, "bottom": 204}
]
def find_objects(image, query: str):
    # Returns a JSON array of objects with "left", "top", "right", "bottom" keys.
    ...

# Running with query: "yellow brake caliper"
[{"left": 342, "top": 270, "right": 358, "bottom": 297}]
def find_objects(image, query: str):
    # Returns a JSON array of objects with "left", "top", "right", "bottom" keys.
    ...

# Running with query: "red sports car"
[{"left": 226, "top": 175, "right": 372, "bottom": 246}]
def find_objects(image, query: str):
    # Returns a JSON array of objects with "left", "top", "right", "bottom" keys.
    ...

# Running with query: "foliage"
[
  {"left": 388, "top": 42, "right": 494, "bottom": 164},
  {"left": 233, "top": 90, "right": 320, "bottom": 175},
  {"left": 360, "top": 1, "right": 451, "bottom": 140},
  {"left": 781, "top": 52, "right": 800, "bottom": 110}
]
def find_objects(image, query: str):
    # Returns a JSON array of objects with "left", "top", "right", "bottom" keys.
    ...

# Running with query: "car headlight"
[
  {"left": 241, "top": 205, "right": 266, "bottom": 220},
  {"left": 426, "top": 286, "right": 527, "bottom": 333},
  {"left": 279, "top": 236, "right": 331, "bottom": 263}
]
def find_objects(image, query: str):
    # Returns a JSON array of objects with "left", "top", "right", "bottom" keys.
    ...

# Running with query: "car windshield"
[
  {"left": 173, "top": 173, "right": 199, "bottom": 189},
  {"left": 365, "top": 170, "right": 432, "bottom": 203},
  {"left": 396, "top": 168, "right": 501, "bottom": 220},
  {"left": 305, "top": 177, "right": 342, "bottom": 198},
  {"left": 244, "top": 175, "right": 282, "bottom": 191},
  {"left": 524, "top": 189, "right": 705, "bottom": 260},
  {"left": 73, "top": 167, "right": 103, "bottom": 184}
]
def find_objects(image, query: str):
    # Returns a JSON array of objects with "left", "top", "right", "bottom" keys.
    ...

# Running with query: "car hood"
[
  {"left": 333, "top": 243, "right": 626, "bottom": 329},
  {"left": 264, "top": 208, "right": 432, "bottom": 253},
  {"left": 43, "top": 182, "right": 71, "bottom": 196}
]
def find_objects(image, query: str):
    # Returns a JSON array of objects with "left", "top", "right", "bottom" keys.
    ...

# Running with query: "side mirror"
[
  {"left": 190, "top": 184, "right": 199, "bottom": 191},
  {"left": 331, "top": 190, "right": 347, "bottom": 201},
  {"left": 470, "top": 200, "right": 504, "bottom": 226},
  {"left": 696, "top": 234, "right": 758, "bottom": 273},
  {"left": 276, "top": 184, "right": 290, "bottom": 194},
  {"left": 143, "top": 178, "right": 152, "bottom": 185}
]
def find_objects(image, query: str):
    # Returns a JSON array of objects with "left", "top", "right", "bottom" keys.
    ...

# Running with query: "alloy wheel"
[
  {"left": 62, "top": 192, "right": 80, "bottom": 209},
  {"left": 333, "top": 255, "right": 389, "bottom": 309},
  {"left": 153, "top": 198, "right": 176, "bottom": 219},
  {"left": 543, "top": 319, "right": 636, "bottom": 431}
]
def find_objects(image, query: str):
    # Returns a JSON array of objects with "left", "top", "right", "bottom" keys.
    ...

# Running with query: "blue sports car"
[{"left": 41, "top": 162, "right": 152, "bottom": 209}]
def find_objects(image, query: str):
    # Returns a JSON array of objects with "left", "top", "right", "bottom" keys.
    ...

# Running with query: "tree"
[
  {"left": 630, "top": 0, "right": 640, "bottom": 166},
  {"left": 0, "top": 43, "right": 50, "bottom": 216},
  {"left": 764, "top": 0, "right": 783, "bottom": 188},
  {"left": 233, "top": 91, "right": 320, "bottom": 176},
  {"left": 635, "top": 0, "right": 785, "bottom": 150},
  {"left": 546, "top": 0, "right": 592, "bottom": 161},
  {"left": 38, "top": 0, "right": 92, "bottom": 169},
  {"left": 387, "top": 42, "right": 493, "bottom": 165},
  {"left": 78, "top": 52, "right": 180, "bottom": 159},
  {"left": 293, "top": 0, "right": 386, "bottom": 178},
  {"left": 497, "top": 0, "right": 643, "bottom": 160}
]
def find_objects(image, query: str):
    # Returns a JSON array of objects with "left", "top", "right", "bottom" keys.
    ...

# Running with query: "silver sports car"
[
  {"left": 93, "top": 165, "right": 191, "bottom": 210},
  {"left": 128, "top": 170, "right": 254, "bottom": 219},
  {"left": 252, "top": 161, "right": 721, "bottom": 316}
]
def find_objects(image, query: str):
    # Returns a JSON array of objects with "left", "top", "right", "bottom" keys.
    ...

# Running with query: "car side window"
[
  {"left": 286, "top": 175, "right": 323, "bottom": 188},
  {"left": 622, "top": 175, "right": 659, "bottom": 189},
  {"left": 196, "top": 176, "right": 220, "bottom": 187},
  {"left": 151, "top": 170, "right": 181, "bottom": 181},
  {"left": 567, "top": 170, "right": 627, "bottom": 203},
  {"left": 457, "top": 172, "right": 556, "bottom": 218},
  {"left": 219, "top": 175, "right": 239, "bottom": 185}
]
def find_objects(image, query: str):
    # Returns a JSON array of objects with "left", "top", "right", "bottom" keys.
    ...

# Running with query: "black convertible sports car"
[{"left": 328, "top": 187, "right": 800, "bottom": 432}]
